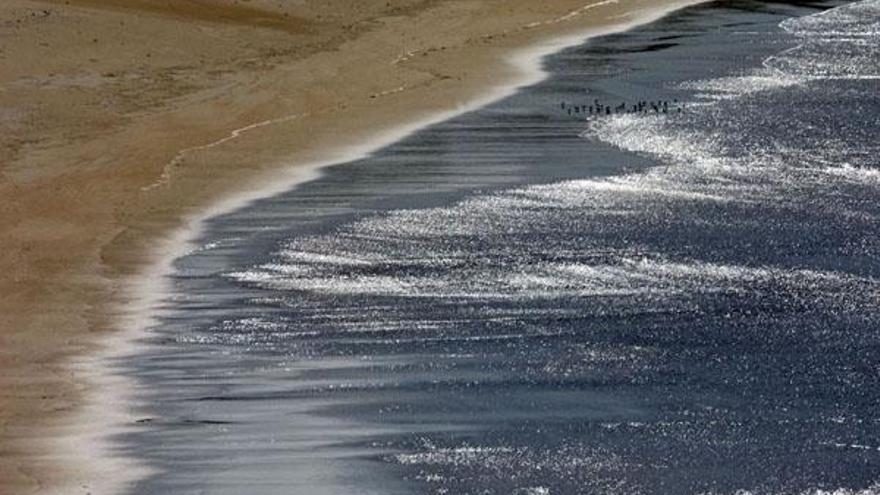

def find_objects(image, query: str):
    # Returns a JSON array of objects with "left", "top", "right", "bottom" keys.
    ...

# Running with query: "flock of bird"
[{"left": 560, "top": 98, "right": 685, "bottom": 118}]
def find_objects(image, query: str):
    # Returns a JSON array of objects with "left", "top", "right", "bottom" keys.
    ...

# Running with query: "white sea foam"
[
  {"left": 823, "top": 163, "right": 880, "bottom": 184},
  {"left": 780, "top": 0, "right": 880, "bottom": 37},
  {"left": 703, "top": 482, "right": 880, "bottom": 495},
  {"left": 681, "top": 69, "right": 803, "bottom": 100},
  {"left": 393, "top": 441, "right": 630, "bottom": 493},
  {"left": 770, "top": 0, "right": 880, "bottom": 79},
  {"left": 396, "top": 445, "right": 519, "bottom": 466},
  {"left": 231, "top": 188, "right": 879, "bottom": 302}
]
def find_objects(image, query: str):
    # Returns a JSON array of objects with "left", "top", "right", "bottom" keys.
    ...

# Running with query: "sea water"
[{"left": 123, "top": 1, "right": 880, "bottom": 494}]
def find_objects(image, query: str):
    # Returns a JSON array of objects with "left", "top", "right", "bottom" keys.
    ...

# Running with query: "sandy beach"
[{"left": 1, "top": 0, "right": 702, "bottom": 492}]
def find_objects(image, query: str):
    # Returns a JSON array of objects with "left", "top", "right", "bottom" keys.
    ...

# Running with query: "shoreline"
[{"left": 0, "top": 1, "right": 708, "bottom": 493}]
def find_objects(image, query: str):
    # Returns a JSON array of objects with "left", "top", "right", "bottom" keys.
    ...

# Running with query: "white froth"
[
  {"left": 681, "top": 69, "right": 803, "bottom": 100},
  {"left": 707, "top": 482, "right": 880, "bottom": 495},
  {"left": 771, "top": 0, "right": 880, "bottom": 79}
]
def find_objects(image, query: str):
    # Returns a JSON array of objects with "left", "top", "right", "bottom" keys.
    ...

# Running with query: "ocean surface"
[{"left": 121, "top": 1, "right": 880, "bottom": 494}]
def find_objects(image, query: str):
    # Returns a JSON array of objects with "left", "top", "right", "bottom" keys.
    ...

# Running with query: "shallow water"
[{"left": 122, "top": 1, "right": 880, "bottom": 494}]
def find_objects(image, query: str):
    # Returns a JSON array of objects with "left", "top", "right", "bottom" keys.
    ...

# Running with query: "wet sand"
[{"left": 0, "top": 0, "right": 701, "bottom": 492}]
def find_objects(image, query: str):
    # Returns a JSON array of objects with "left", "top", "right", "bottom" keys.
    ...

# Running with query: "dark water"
[{"left": 122, "top": 1, "right": 880, "bottom": 494}]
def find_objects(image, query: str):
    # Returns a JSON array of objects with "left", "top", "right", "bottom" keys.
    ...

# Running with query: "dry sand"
[{"left": 0, "top": 0, "right": 700, "bottom": 492}]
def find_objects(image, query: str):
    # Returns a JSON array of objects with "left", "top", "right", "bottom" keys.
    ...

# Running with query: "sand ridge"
[{"left": 0, "top": 0, "right": 699, "bottom": 492}]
